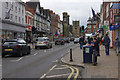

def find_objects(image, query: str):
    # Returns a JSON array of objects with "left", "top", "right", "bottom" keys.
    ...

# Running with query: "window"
[
  {"left": 110, "top": 10, "right": 113, "bottom": 19},
  {"left": 22, "top": 18, "right": 24, "bottom": 24},
  {"left": 19, "top": 17, "right": 21, "bottom": 23},
  {"left": 22, "top": 9, "right": 24, "bottom": 14},
  {"left": 15, "top": 16, "right": 17, "bottom": 22},
  {"left": 19, "top": 8, "right": 20, "bottom": 13},
  {"left": 29, "top": 18, "right": 31, "bottom": 25},
  {"left": 25, "top": 16, "right": 27, "bottom": 23},
  {"left": 6, "top": 2, "right": 8, "bottom": 8},
  {"left": 15, "top": 6, "right": 17, "bottom": 13},
  {"left": 10, "top": 14, "right": 13, "bottom": 20}
]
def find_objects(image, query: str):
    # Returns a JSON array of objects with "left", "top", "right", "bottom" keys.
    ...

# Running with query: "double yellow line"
[{"left": 62, "top": 65, "right": 79, "bottom": 80}]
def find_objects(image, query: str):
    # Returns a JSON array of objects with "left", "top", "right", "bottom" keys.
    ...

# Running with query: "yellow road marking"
[
  {"left": 73, "top": 66, "right": 79, "bottom": 80},
  {"left": 61, "top": 65, "right": 74, "bottom": 80}
]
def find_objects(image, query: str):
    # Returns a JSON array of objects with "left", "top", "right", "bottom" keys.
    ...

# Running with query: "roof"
[{"left": 26, "top": 1, "right": 40, "bottom": 12}]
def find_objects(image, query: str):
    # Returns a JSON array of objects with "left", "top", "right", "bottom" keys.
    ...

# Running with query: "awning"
[{"left": 26, "top": 26, "right": 31, "bottom": 31}]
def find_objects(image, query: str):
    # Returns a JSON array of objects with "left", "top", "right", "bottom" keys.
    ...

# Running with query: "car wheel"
[
  {"left": 50, "top": 45, "right": 52, "bottom": 48},
  {"left": 2, "top": 54, "right": 5, "bottom": 58},
  {"left": 27, "top": 48, "right": 31, "bottom": 55},
  {"left": 18, "top": 51, "right": 23, "bottom": 57},
  {"left": 35, "top": 46, "right": 38, "bottom": 49}
]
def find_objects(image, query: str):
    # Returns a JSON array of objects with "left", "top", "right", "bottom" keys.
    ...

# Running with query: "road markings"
[
  {"left": 61, "top": 65, "right": 75, "bottom": 80},
  {"left": 73, "top": 67, "right": 79, "bottom": 80},
  {"left": 50, "top": 65, "right": 57, "bottom": 71},
  {"left": 54, "top": 67, "right": 68, "bottom": 70},
  {"left": 52, "top": 60, "right": 58, "bottom": 63},
  {"left": 11, "top": 57, "right": 23, "bottom": 62},
  {"left": 46, "top": 73, "right": 70, "bottom": 78},
  {"left": 40, "top": 65, "right": 57, "bottom": 79},
  {"left": 34, "top": 53, "right": 38, "bottom": 56},
  {"left": 40, "top": 74, "right": 47, "bottom": 79}
]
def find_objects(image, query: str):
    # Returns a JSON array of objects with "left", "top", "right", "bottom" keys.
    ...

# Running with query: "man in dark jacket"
[
  {"left": 91, "top": 38, "right": 99, "bottom": 65},
  {"left": 103, "top": 34, "right": 110, "bottom": 55},
  {"left": 79, "top": 36, "right": 84, "bottom": 49}
]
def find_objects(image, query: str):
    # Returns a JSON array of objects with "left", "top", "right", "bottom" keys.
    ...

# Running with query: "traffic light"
[
  {"left": 82, "top": 26, "right": 84, "bottom": 32},
  {"left": 32, "top": 26, "right": 36, "bottom": 34}
]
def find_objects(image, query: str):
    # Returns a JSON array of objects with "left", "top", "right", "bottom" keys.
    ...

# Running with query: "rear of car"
[
  {"left": 74, "top": 38, "right": 79, "bottom": 44},
  {"left": 64, "top": 38, "right": 70, "bottom": 43},
  {"left": 55, "top": 39, "right": 65, "bottom": 45},
  {"left": 35, "top": 37, "right": 52, "bottom": 49},
  {"left": 2, "top": 39, "right": 31, "bottom": 57}
]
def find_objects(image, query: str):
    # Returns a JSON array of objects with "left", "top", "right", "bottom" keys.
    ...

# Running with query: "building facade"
[
  {"left": 1, "top": 1, "right": 26, "bottom": 39},
  {"left": 25, "top": 3, "right": 34, "bottom": 42},
  {"left": 72, "top": 21, "right": 80, "bottom": 38},
  {"left": 87, "top": 17, "right": 97, "bottom": 34},
  {"left": 62, "top": 12, "right": 70, "bottom": 37}
]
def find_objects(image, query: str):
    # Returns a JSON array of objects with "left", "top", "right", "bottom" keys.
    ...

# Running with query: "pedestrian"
[
  {"left": 87, "top": 36, "right": 91, "bottom": 44},
  {"left": 115, "top": 38, "right": 119, "bottom": 56},
  {"left": 91, "top": 38, "right": 99, "bottom": 66},
  {"left": 103, "top": 34, "right": 110, "bottom": 55},
  {"left": 97, "top": 36, "right": 100, "bottom": 56},
  {"left": 79, "top": 36, "right": 84, "bottom": 49}
]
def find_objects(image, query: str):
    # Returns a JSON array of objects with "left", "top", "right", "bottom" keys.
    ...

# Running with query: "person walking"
[
  {"left": 79, "top": 36, "right": 84, "bottom": 49},
  {"left": 97, "top": 36, "right": 100, "bottom": 56},
  {"left": 103, "top": 34, "right": 110, "bottom": 55},
  {"left": 115, "top": 38, "right": 119, "bottom": 56},
  {"left": 91, "top": 38, "right": 99, "bottom": 66}
]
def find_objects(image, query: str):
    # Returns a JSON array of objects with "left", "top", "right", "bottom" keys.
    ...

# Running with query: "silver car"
[{"left": 35, "top": 37, "right": 52, "bottom": 49}]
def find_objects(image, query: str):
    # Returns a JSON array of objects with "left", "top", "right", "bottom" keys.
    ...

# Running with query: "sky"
[{"left": 22, "top": 0, "right": 103, "bottom": 27}]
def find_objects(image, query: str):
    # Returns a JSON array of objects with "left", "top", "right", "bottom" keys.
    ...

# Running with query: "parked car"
[
  {"left": 2, "top": 39, "right": 31, "bottom": 57},
  {"left": 74, "top": 38, "right": 79, "bottom": 44},
  {"left": 35, "top": 37, "right": 52, "bottom": 49},
  {"left": 64, "top": 38, "right": 70, "bottom": 43},
  {"left": 70, "top": 37, "right": 74, "bottom": 41},
  {"left": 55, "top": 39, "right": 65, "bottom": 45}
]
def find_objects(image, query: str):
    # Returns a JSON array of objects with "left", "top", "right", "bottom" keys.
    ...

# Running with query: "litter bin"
[{"left": 83, "top": 45, "right": 93, "bottom": 63}]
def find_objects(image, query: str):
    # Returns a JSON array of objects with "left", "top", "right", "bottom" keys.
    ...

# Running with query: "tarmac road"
[{"left": 2, "top": 42, "right": 79, "bottom": 79}]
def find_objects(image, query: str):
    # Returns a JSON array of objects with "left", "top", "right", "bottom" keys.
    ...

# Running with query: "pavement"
[{"left": 61, "top": 45, "right": 118, "bottom": 78}]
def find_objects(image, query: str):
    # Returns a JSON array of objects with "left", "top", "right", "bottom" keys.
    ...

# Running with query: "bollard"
[{"left": 70, "top": 48, "right": 73, "bottom": 62}]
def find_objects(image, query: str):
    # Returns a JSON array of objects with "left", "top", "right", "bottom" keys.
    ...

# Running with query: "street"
[{"left": 2, "top": 42, "right": 82, "bottom": 79}]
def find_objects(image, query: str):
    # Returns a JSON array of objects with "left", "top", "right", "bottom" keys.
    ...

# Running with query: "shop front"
[{"left": 2, "top": 20, "right": 25, "bottom": 40}]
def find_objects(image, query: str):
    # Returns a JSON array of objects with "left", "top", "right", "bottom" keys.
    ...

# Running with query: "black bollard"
[{"left": 70, "top": 48, "right": 73, "bottom": 62}]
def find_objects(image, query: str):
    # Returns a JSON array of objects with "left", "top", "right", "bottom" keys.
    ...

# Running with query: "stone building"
[
  {"left": 62, "top": 12, "right": 70, "bottom": 37},
  {"left": 72, "top": 21, "right": 80, "bottom": 38}
]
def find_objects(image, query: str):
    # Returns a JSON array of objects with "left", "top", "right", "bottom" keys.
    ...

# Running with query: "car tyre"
[
  {"left": 50, "top": 45, "right": 52, "bottom": 48},
  {"left": 2, "top": 54, "right": 5, "bottom": 58},
  {"left": 18, "top": 51, "right": 23, "bottom": 57},
  {"left": 35, "top": 46, "right": 38, "bottom": 49},
  {"left": 27, "top": 48, "right": 31, "bottom": 55}
]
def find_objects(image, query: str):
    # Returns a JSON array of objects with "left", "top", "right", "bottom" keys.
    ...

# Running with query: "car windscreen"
[{"left": 4, "top": 41, "right": 17, "bottom": 45}]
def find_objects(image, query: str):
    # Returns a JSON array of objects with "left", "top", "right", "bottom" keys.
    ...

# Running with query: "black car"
[
  {"left": 64, "top": 38, "right": 70, "bottom": 43},
  {"left": 55, "top": 39, "right": 65, "bottom": 45},
  {"left": 2, "top": 39, "right": 31, "bottom": 57}
]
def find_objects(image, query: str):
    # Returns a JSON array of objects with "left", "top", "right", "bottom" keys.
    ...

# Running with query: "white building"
[{"left": 1, "top": 0, "right": 26, "bottom": 39}]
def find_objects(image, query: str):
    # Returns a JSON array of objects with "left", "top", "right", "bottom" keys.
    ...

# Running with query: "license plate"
[
  {"left": 5, "top": 49, "right": 13, "bottom": 51},
  {"left": 39, "top": 43, "right": 42, "bottom": 44}
]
